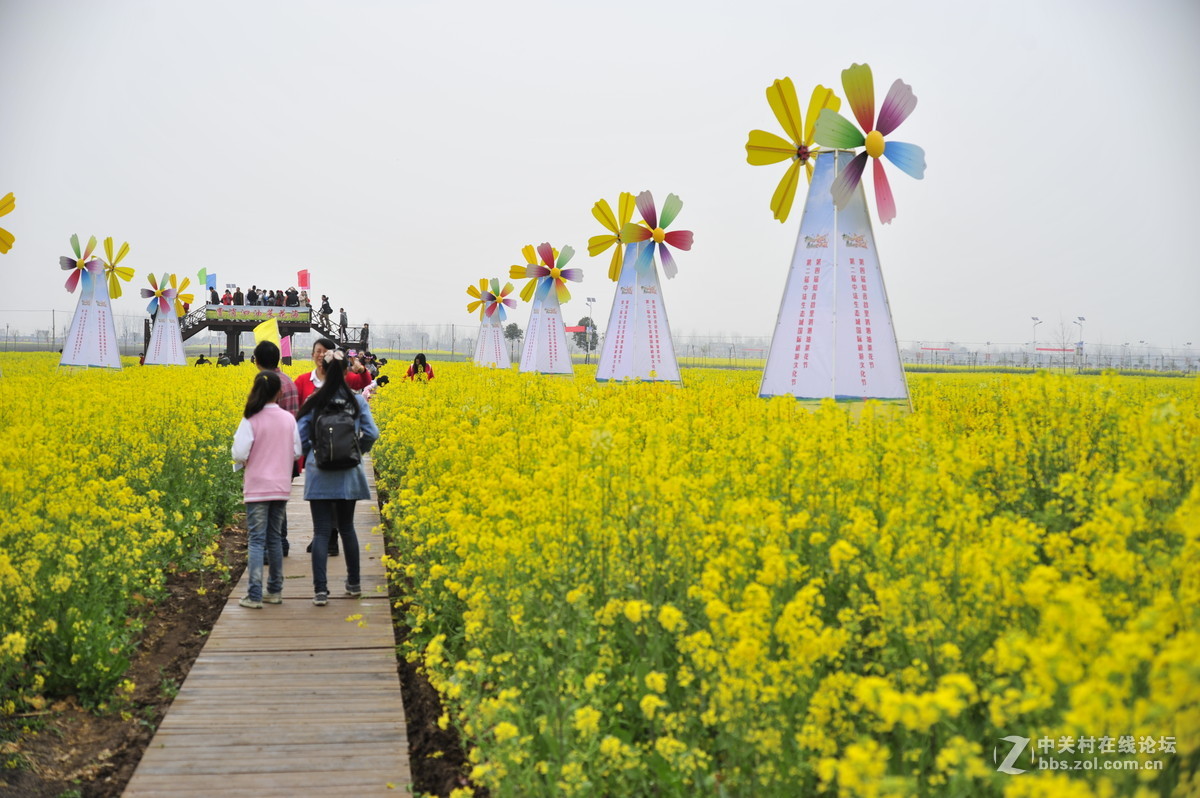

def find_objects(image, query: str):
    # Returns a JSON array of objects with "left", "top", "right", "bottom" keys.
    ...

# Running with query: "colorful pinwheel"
[
  {"left": 813, "top": 63, "right": 926, "bottom": 224},
  {"left": 60, "top": 234, "right": 102, "bottom": 294},
  {"left": 482, "top": 279, "right": 517, "bottom": 321},
  {"left": 141, "top": 273, "right": 177, "bottom": 315},
  {"left": 169, "top": 274, "right": 194, "bottom": 316},
  {"left": 101, "top": 237, "right": 135, "bottom": 298},
  {"left": 0, "top": 192, "right": 14, "bottom": 254},
  {"left": 587, "top": 192, "right": 636, "bottom": 281},
  {"left": 745, "top": 79, "right": 841, "bottom": 223},
  {"left": 509, "top": 243, "right": 582, "bottom": 304},
  {"left": 619, "top": 191, "right": 694, "bottom": 278}
]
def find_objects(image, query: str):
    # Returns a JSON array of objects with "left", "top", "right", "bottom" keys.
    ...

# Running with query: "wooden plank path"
[{"left": 124, "top": 457, "right": 412, "bottom": 796}]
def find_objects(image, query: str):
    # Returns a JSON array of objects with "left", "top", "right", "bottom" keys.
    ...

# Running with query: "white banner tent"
[
  {"left": 60, "top": 271, "right": 122, "bottom": 368},
  {"left": 475, "top": 317, "right": 510, "bottom": 369},
  {"left": 759, "top": 149, "right": 908, "bottom": 404},
  {"left": 596, "top": 242, "right": 681, "bottom": 382},
  {"left": 144, "top": 309, "right": 187, "bottom": 366},
  {"left": 518, "top": 291, "right": 572, "bottom": 375}
]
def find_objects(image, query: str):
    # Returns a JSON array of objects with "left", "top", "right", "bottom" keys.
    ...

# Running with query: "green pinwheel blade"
[
  {"left": 813, "top": 109, "right": 865, "bottom": 149},
  {"left": 659, "top": 193, "right": 683, "bottom": 229}
]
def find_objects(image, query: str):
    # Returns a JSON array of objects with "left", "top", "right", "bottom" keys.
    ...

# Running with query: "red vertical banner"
[
  {"left": 297, "top": 270, "right": 310, "bottom": 291},
  {"left": 280, "top": 335, "right": 292, "bottom": 359}
]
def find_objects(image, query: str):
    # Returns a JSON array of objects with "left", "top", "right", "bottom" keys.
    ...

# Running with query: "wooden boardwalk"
[{"left": 124, "top": 459, "right": 412, "bottom": 796}]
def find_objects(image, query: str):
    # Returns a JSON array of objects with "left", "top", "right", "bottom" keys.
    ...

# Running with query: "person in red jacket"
[{"left": 406, "top": 352, "right": 434, "bottom": 381}]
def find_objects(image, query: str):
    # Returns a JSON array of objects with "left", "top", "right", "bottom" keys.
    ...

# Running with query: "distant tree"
[
  {"left": 573, "top": 317, "right": 599, "bottom": 351},
  {"left": 504, "top": 323, "right": 523, "bottom": 342}
]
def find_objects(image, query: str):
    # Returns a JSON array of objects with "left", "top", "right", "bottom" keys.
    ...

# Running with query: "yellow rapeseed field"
[
  {"left": 371, "top": 365, "right": 1199, "bottom": 797},
  {"left": 0, "top": 353, "right": 251, "bottom": 712}
]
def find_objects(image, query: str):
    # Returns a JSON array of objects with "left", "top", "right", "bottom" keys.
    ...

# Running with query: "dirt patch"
[{"left": 0, "top": 524, "right": 248, "bottom": 798}]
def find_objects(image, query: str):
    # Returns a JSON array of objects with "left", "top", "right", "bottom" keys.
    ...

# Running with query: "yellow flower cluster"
[
  {"left": 0, "top": 353, "right": 251, "bottom": 708},
  {"left": 371, "top": 365, "right": 1199, "bottom": 796}
]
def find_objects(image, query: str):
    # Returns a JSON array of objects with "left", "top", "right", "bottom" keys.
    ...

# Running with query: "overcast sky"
[{"left": 2, "top": 0, "right": 1198, "bottom": 349}]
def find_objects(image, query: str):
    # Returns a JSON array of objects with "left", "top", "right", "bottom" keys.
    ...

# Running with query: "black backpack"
[{"left": 313, "top": 397, "right": 361, "bottom": 470}]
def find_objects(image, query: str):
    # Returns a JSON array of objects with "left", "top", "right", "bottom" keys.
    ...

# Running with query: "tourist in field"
[
  {"left": 406, "top": 352, "right": 434, "bottom": 381},
  {"left": 295, "top": 337, "right": 344, "bottom": 556},
  {"left": 231, "top": 370, "right": 302, "bottom": 609},
  {"left": 296, "top": 351, "right": 379, "bottom": 606},
  {"left": 255, "top": 340, "right": 299, "bottom": 557},
  {"left": 359, "top": 322, "right": 370, "bottom": 351},
  {"left": 339, "top": 308, "right": 348, "bottom": 340}
]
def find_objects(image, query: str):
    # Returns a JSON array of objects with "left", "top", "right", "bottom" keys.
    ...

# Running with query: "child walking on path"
[
  {"left": 231, "top": 371, "right": 302, "bottom": 609},
  {"left": 296, "top": 350, "right": 379, "bottom": 606}
]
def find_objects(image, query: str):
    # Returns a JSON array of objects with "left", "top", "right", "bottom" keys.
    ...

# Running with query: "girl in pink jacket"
[{"left": 231, "top": 371, "right": 302, "bottom": 608}]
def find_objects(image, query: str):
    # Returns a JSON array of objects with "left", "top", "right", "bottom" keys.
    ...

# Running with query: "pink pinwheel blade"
[
  {"left": 558, "top": 268, "right": 582, "bottom": 283},
  {"left": 876, "top": 78, "right": 917, "bottom": 136},
  {"left": 159, "top": 296, "right": 171, "bottom": 314},
  {"left": 484, "top": 303, "right": 498, "bottom": 318},
  {"left": 830, "top": 152, "right": 870, "bottom": 210},
  {"left": 65, "top": 269, "right": 81, "bottom": 293},
  {"left": 663, "top": 230, "right": 693, "bottom": 251},
  {"left": 635, "top": 191, "right": 657, "bottom": 229},
  {"left": 502, "top": 297, "right": 517, "bottom": 309},
  {"left": 527, "top": 265, "right": 551, "bottom": 279},
  {"left": 659, "top": 245, "right": 679, "bottom": 279},
  {"left": 873, "top": 158, "right": 897, "bottom": 224},
  {"left": 537, "top": 243, "right": 555, "bottom": 268}
]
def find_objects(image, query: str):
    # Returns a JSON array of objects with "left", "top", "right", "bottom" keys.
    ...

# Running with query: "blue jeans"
[
  {"left": 246, "top": 501, "right": 286, "bottom": 601},
  {"left": 309, "top": 499, "right": 359, "bottom": 595}
]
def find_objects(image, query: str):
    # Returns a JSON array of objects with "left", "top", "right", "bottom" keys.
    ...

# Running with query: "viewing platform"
[{"left": 145, "top": 305, "right": 370, "bottom": 359}]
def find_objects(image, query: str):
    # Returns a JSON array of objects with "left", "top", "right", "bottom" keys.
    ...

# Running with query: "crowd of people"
[
  {"left": 229, "top": 340, "right": 434, "bottom": 609},
  {"left": 211, "top": 285, "right": 312, "bottom": 308}
]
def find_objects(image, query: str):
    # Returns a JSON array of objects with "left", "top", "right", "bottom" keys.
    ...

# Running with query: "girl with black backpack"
[{"left": 296, "top": 349, "right": 380, "bottom": 606}]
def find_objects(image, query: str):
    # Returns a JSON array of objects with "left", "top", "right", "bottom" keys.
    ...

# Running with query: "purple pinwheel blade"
[
  {"left": 60, "top": 256, "right": 76, "bottom": 271},
  {"left": 635, "top": 191, "right": 657, "bottom": 229},
  {"left": 830, "top": 152, "right": 870, "bottom": 210},
  {"left": 141, "top": 288, "right": 155, "bottom": 299},
  {"left": 502, "top": 297, "right": 517, "bottom": 309},
  {"left": 659, "top": 245, "right": 679, "bottom": 279},
  {"left": 883, "top": 141, "right": 926, "bottom": 179},
  {"left": 876, "top": 78, "right": 918, "bottom": 136},
  {"left": 558, "top": 268, "right": 582, "bottom": 283},
  {"left": 873, "top": 158, "right": 897, "bottom": 225}
]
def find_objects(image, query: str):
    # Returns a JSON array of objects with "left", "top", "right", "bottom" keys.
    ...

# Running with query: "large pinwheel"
[
  {"left": 60, "top": 234, "right": 102, "bottom": 294},
  {"left": 0, "top": 192, "right": 14, "bottom": 254},
  {"left": 141, "top": 273, "right": 177, "bottom": 315},
  {"left": 619, "top": 191, "right": 694, "bottom": 278},
  {"left": 745, "top": 79, "right": 841, "bottom": 223},
  {"left": 169, "top": 274, "right": 194, "bottom": 316},
  {"left": 101, "top": 237, "right": 135, "bottom": 298},
  {"left": 466, "top": 278, "right": 490, "bottom": 319},
  {"left": 587, "top": 192, "right": 636, "bottom": 280},
  {"left": 813, "top": 63, "right": 925, "bottom": 224},
  {"left": 509, "top": 243, "right": 582, "bottom": 304}
]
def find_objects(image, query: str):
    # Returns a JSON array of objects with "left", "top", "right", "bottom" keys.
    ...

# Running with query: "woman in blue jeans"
[{"left": 296, "top": 350, "right": 379, "bottom": 606}]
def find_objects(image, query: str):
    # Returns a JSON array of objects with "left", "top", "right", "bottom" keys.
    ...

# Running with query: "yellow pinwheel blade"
[
  {"left": 592, "top": 199, "right": 619, "bottom": 234},
  {"left": 107, "top": 273, "right": 123, "bottom": 299},
  {"left": 0, "top": 227, "right": 12, "bottom": 254},
  {"left": 770, "top": 159, "right": 804, "bottom": 224},
  {"left": 746, "top": 130, "right": 796, "bottom": 165},
  {"left": 766, "top": 77, "right": 803, "bottom": 144},
  {"left": 588, "top": 233, "right": 618, "bottom": 258},
  {"left": 0, "top": 193, "right": 14, "bottom": 218},
  {"left": 104, "top": 236, "right": 115, "bottom": 264},
  {"left": 467, "top": 284, "right": 483, "bottom": 299},
  {"left": 521, "top": 244, "right": 538, "bottom": 266},
  {"left": 177, "top": 277, "right": 191, "bottom": 294},
  {"left": 170, "top": 273, "right": 179, "bottom": 291},
  {"left": 804, "top": 159, "right": 815, "bottom": 184},
  {"left": 554, "top": 278, "right": 571, "bottom": 304},
  {"left": 509, "top": 265, "right": 528, "bottom": 279},
  {"left": 114, "top": 241, "right": 130, "bottom": 266},
  {"left": 518, "top": 279, "right": 537, "bottom": 303},
  {"left": 607, "top": 244, "right": 623, "bottom": 282},
  {"left": 617, "top": 192, "right": 635, "bottom": 227},
  {"left": 467, "top": 299, "right": 484, "bottom": 314},
  {"left": 804, "top": 84, "right": 841, "bottom": 144}
]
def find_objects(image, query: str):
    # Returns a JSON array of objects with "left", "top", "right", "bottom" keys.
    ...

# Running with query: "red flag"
[
  {"left": 297, "top": 270, "right": 310, "bottom": 291},
  {"left": 564, "top": 325, "right": 586, "bottom": 332}
]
